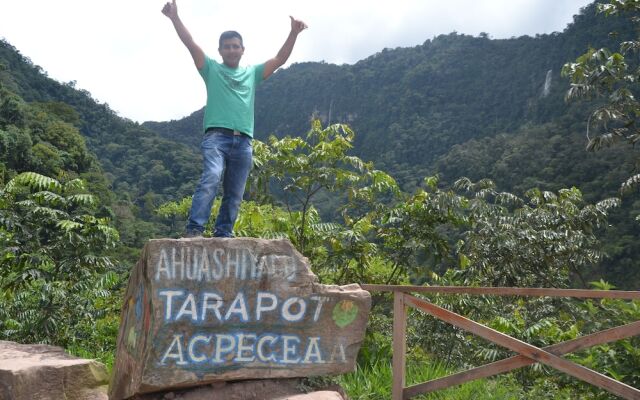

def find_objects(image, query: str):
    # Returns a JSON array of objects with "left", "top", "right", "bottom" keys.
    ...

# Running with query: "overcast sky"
[{"left": 1, "top": 0, "right": 594, "bottom": 123}]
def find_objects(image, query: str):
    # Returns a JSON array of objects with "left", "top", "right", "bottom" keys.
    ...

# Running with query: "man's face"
[{"left": 219, "top": 38, "right": 244, "bottom": 68}]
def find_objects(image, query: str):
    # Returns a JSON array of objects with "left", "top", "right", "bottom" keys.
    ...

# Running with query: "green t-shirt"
[{"left": 198, "top": 55, "right": 265, "bottom": 138}]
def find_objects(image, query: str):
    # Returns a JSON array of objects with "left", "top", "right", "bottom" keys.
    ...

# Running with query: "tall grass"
[{"left": 338, "top": 358, "right": 520, "bottom": 400}]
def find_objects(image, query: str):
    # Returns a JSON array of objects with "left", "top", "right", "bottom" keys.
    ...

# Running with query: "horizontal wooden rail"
[{"left": 361, "top": 284, "right": 640, "bottom": 299}]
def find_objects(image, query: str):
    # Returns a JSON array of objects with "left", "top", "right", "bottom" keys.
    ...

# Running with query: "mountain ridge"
[
  {"left": 143, "top": 2, "right": 633, "bottom": 193},
  {"left": 2, "top": 1, "right": 638, "bottom": 285}
]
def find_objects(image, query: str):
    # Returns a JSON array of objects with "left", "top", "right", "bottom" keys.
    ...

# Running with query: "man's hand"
[
  {"left": 162, "top": 0, "right": 178, "bottom": 20},
  {"left": 162, "top": 0, "right": 204, "bottom": 69},
  {"left": 290, "top": 16, "right": 308, "bottom": 35},
  {"left": 263, "top": 16, "right": 307, "bottom": 80}
]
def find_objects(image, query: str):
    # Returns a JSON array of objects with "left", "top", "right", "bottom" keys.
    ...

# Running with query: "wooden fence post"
[{"left": 392, "top": 292, "right": 407, "bottom": 400}]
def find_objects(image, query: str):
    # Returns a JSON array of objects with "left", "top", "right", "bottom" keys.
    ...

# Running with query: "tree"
[
  {"left": 453, "top": 178, "right": 619, "bottom": 288},
  {"left": 255, "top": 120, "right": 398, "bottom": 255},
  {"left": 377, "top": 176, "right": 466, "bottom": 284},
  {"left": 0, "top": 172, "right": 121, "bottom": 352},
  {"left": 562, "top": 1, "right": 640, "bottom": 199},
  {"left": 380, "top": 177, "right": 635, "bottom": 397}
]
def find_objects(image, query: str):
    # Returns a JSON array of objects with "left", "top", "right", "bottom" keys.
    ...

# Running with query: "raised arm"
[
  {"left": 263, "top": 16, "right": 307, "bottom": 80},
  {"left": 162, "top": 0, "right": 205, "bottom": 69}
]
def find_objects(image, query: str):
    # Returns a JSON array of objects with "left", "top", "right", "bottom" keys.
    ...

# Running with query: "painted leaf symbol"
[{"left": 332, "top": 300, "right": 358, "bottom": 328}]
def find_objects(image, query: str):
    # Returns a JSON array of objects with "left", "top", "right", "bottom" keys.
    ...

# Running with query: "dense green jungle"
[{"left": 1, "top": 1, "right": 640, "bottom": 398}]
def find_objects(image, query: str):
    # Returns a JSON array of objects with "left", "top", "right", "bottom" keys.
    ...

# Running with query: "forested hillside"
[
  {"left": 146, "top": 3, "right": 634, "bottom": 193},
  {"left": 2, "top": 3, "right": 637, "bottom": 286},
  {"left": 2, "top": 2, "right": 640, "bottom": 397},
  {"left": 0, "top": 39, "right": 203, "bottom": 256},
  {"left": 144, "top": 3, "right": 640, "bottom": 287}
]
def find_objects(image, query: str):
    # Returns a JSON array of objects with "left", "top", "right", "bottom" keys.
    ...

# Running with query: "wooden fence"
[{"left": 360, "top": 285, "right": 640, "bottom": 400}]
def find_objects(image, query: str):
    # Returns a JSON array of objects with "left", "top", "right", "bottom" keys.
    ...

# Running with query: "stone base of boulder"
[
  {"left": 130, "top": 379, "right": 346, "bottom": 400},
  {"left": 0, "top": 340, "right": 109, "bottom": 400}
]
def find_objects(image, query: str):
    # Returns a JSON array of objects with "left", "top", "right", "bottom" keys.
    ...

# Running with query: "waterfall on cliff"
[{"left": 541, "top": 69, "right": 552, "bottom": 98}]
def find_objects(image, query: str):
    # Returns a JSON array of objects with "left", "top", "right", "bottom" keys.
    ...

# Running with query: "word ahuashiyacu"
[{"left": 155, "top": 246, "right": 298, "bottom": 282}]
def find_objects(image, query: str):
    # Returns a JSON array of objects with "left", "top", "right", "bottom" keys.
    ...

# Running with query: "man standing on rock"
[{"left": 162, "top": 0, "right": 307, "bottom": 238}]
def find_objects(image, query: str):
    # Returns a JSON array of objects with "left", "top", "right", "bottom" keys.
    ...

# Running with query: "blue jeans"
[{"left": 186, "top": 131, "right": 253, "bottom": 237}]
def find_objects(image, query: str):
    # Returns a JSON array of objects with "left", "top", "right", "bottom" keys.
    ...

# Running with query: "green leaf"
[{"left": 56, "top": 220, "right": 83, "bottom": 231}]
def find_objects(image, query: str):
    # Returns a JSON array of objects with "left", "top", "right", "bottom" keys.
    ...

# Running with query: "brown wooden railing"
[{"left": 360, "top": 285, "right": 640, "bottom": 400}]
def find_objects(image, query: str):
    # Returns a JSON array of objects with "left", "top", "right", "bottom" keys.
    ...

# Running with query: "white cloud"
[{"left": 1, "top": 0, "right": 593, "bottom": 122}]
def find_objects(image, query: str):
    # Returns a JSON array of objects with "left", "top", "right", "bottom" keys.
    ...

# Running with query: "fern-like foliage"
[
  {"left": 0, "top": 171, "right": 122, "bottom": 352},
  {"left": 6, "top": 172, "right": 62, "bottom": 193}
]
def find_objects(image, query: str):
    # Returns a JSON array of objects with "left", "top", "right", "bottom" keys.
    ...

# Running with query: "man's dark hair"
[{"left": 219, "top": 31, "right": 244, "bottom": 49}]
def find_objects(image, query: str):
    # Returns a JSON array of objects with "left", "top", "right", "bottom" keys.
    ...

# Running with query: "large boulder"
[
  {"left": 110, "top": 238, "right": 370, "bottom": 399},
  {"left": 0, "top": 340, "right": 108, "bottom": 400}
]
